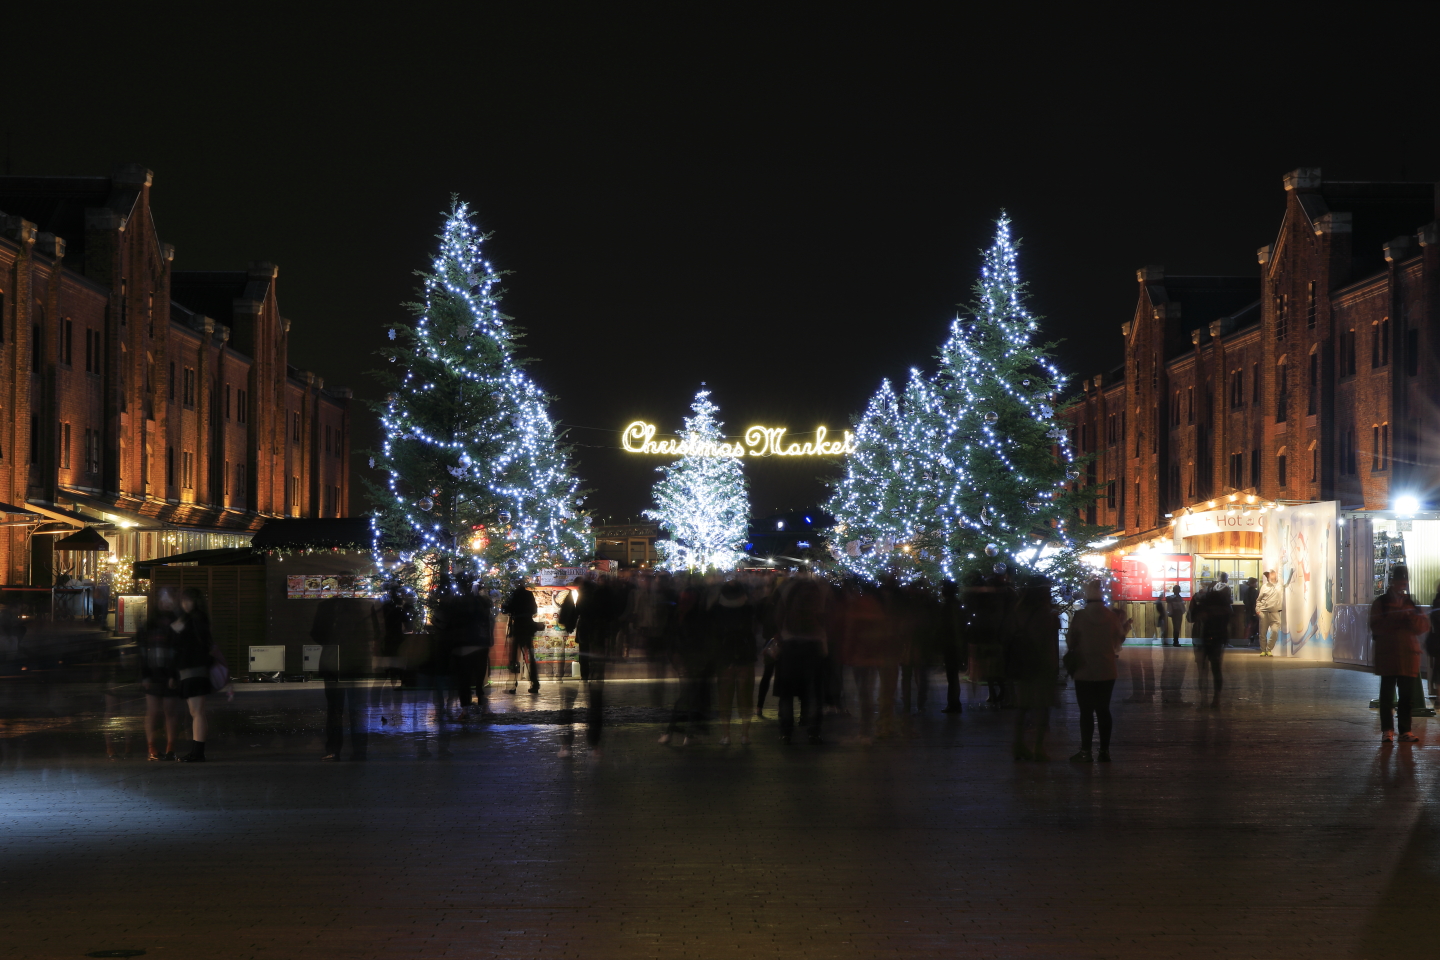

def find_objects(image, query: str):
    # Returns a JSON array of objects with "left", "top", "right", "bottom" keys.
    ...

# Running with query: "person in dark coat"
[
  {"left": 172, "top": 587, "right": 225, "bottom": 762},
  {"left": 139, "top": 587, "right": 183, "bottom": 761},
  {"left": 1240, "top": 577, "right": 1260, "bottom": 646},
  {"left": 445, "top": 574, "right": 493, "bottom": 719},
  {"left": 502, "top": 583, "right": 540, "bottom": 694},
  {"left": 1006, "top": 577, "right": 1061, "bottom": 760},
  {"left": 1372, "top": 565, "right": 1427, "bottom": 744},
  {"left": 939, "top": 580, "right": 966, "bottom": 713},
  {"left": 710, "top": 579, "right": 759, "bottom": 745},
  {"left": 772, "top": 573, "right": 830, "bottom": 744},
  {"left": 312, "top": 593, "right": 381, "bottom": 760},
  {"left": 1200, "top": 573, "right": 1232, "bottom": 707}
]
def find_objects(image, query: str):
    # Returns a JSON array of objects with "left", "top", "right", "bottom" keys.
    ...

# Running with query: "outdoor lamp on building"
[{"left": 1394, "top": 495, "right": 1421, "bottom": 517}]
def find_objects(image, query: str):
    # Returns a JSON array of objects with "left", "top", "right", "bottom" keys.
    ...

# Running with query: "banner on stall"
[{"left": 1261, "top": 501, "right": 1337, "bottom": 660}]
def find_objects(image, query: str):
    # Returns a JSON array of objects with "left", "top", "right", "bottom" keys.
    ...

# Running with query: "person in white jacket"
[
  {"left": 1066, "top": 580, "right": 1126, "bottom": 762},
  {"left": 1256, "top": 570, "right": 1282, "bottom": 656}
]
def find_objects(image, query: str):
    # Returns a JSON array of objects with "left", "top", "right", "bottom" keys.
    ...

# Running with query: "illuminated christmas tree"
[
  {"left": 829, "top": 214, "right": 1098, "bottom": 584},
  {"left": 368, "top": 199, "right": 590, "bottom": 593},
  {"left": 644, "top": 388, "right": 750, "bottom": 572}
]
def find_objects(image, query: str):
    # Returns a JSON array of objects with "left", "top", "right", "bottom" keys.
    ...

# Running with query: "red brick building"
[
  {"left": 1067, "top": 168, "right": 1439, "bottom": 599},
  {"left": 0, "top": 165, "right": 351, "bottom": 586}
]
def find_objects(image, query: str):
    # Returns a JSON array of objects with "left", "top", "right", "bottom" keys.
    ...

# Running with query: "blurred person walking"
[
  {"left": 1256, "top": 570, "right": 1282, "bottom": 656},
  {"left": 1006, "top": 577, "right": 1061, "bottom": 760},
  {"left": 139, "top": 587, "right": 183, "bottom": 761},
  {"left": 1066, "top": 580, "right": 1125, "bottom": 763},
  {"left": 1198, "top": 573, "right": 1232, "bottom": 707},
  {"left": 503, "top": 582, "right": 541, "bottom": 694},
  {"left": 901, "top": 582, "right": 938, "bottom": 713},
  {"left": 1240, "top": 576, "right": 1260, "bottom": 646},
  {"left": 1165, "top": 584, "right": 1185, "bottom": 648},
  {"left": 1428, "top": 584, "right": 1440, "bottom": 701},
  {"left": 1371, "top": 564, "right": 1427, "bottom": 744},
  {"left": 939, "top": 580, "right": 966, "bottom": 713},
  {"left": 710, "top": 579, "right": 758, "bottom": 745},
  {"left": 312, "top": 589, "right": 381, "bottom": 761},
  {"left": 842, "top": 580, "right": 888, "bottom": 743},
  {"left": 773, "top": 573, "right": 830, "bottom": 744},
  {"left": 173, "top": 587, "right": 229, "bottom": 762},
  {"left": 447, "top": 575, "right": 493, "bottom": 719}
]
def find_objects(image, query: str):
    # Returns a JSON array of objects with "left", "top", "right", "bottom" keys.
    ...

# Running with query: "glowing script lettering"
[{"left": 621, "top": 421, "right": 854, "bottom": 458}]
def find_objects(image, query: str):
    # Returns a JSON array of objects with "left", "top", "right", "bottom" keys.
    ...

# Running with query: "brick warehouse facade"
[
  {"left": 1066, "top": 168, "right": 1440, "bottom": 560},
  {"left": 0, "top": 165, "right": 351, "bottom": 586}
]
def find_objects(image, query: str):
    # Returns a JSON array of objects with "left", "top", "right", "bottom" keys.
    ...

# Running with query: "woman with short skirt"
[{"left": 172, "top": 587, "right": 219, "bottom": 762}]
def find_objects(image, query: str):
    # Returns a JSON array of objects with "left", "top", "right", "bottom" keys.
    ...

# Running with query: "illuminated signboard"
[{"left": 621, "top": 421, "right": 855, "bottom": 458}]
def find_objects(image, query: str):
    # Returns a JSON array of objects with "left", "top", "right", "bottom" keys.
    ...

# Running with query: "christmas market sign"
[{"left": 622, "top": 421, "right": 856, "bottom": 458}]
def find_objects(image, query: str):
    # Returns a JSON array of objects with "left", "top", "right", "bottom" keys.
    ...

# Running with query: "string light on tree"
[
  {"left": 367, "top": 198, "right": 590, "bottom": 596},
  {"left": 827, "top": 212, "right": 1102, "bottom": 585},
  {"left": 644, "top": 388, "right": 751, "bottom": 572}
]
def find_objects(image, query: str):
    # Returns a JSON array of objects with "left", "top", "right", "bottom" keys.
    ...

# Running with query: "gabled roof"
[
  {"left": 0, "top": 173, "right": 147, "bottom": 271},
  {"left": 250, "top": 518, "right": 370, "bottom": 553}
]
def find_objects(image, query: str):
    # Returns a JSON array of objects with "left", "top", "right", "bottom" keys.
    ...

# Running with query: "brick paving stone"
[{"left": 0, "top": 648, "right": 1434, "bottom": 958}]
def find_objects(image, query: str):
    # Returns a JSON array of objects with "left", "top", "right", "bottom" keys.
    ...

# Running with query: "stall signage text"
[
  {"left": 621, "top": 421, "right": 855, "bottom": 458},
  {"left": 1174, "top": 509, "right": 1266, "bottom": 539}
]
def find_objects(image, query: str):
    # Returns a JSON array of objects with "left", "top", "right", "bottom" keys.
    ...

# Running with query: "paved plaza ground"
[{"left": 1, "top": 644, "right": 1436, "bottom": 959}]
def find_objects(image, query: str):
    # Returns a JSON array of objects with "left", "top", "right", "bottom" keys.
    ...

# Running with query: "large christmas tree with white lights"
[
  {"left": 828, "top": 214, "right": 1098, "bottom": 584},
  {"left": 368, "top": 199, "right": 590, "bottom": 592},
  {"left": 644, "top": 389, "right": 750, "bottom": 572}
]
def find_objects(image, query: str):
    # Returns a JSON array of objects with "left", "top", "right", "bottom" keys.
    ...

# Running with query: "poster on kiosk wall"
[
  {"left": 1111, "top": 555, "right": 1193, "bottom": 602},
  {"left": 1261, "top": 501, "right": 1337, "bottom": 660}
]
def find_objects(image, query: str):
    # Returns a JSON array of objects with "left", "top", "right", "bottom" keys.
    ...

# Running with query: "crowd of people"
[{"left": 120, "top": 560, "right": 1440, "bottom": 763}]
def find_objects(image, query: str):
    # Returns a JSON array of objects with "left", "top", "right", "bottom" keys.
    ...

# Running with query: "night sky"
[{"left": 10, "top": 9, "right": 1440, "bottom": 522}]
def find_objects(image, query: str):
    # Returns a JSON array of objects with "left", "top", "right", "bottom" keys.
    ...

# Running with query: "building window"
[
  {"left": 168, "top": 362, "right": 176, "bottom": 401},
  {"left": 181, "top": 450, "right": 193, "bottom": 490},
  {"left": 1277, "top": 454, "right": 1287, "bottom": 488},
  {"left": 61, "top": 318, "right": 72, "bottom": 366},
  {"left": 1308, "top": 353, "right": 1319, "bottom": 415},
  {"left": 292, "top": 412, "right": 301, "bottom": 443},
  {"left": 1229, "top": 452, "right": 1244, "bottom": 489},
  {"left": 85, "top": 329, "right": 101, "bottom": 374},
  {"left": 224, "top": 384, "right": 231, "bottom": 421},
  {"left": 234, "top": 462, "right": 247, "bottom": 504},
  {"left": 1252, "top": 362, "right": 1260, "bottom": 404},
  {"left": 1276, "top": 293, "right": 1288, "bottom": 341},
  {"left": 1276, "top": 362, "right": 1288, "bottom": 423},
  {"left": 1312, "top": 447, "right": 1319, "bottom": 482},
  {"left": 83, "top": 428, "right": 97, "bottom": 474},
  {"left": 182, "top": 367, "right": 196, "bottom": 408},
  {"left": 1373, "top": 423, "right": 1390, "bottom": 471},
  {"left": 1250, "top": 448, "right": 1260, "bottom": 487},
  {"left": 224, "top": 459, "right": 230, "bottom": 496},
  {"left": 147, "top": 293, "right": 154, "bottom": 337},
  {"left": 1306, "top": 281, "right": 1317, "bottom": 329},
  {"left": 237, "top": 389, "right": 248, "bottom": 424},
  {"left": 1340, "top": 428, "right": 1357, "bottom": 476},
  {"left": 119, "top": 279, "right": 127, "bottom": 326},
  {"left": 1230, "top": 369, "right": 1244, "bottom": 408},
  {"left": 1406, "top": 328, "right": 1419, "bottom": 376},
  {"left": 59, "top": 421, "right": 70, "bottom": 469},
  {"left": 1186, "top": 387, "right": 1194, "bottom": 425},
  {"left": 1342, "top": 329, "right": 1356, "bottom": 378},
  {"left": 166, "top": 446, "right": 174, "bottom": 488}
]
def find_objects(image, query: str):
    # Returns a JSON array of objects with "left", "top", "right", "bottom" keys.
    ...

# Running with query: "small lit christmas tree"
[
  {"left": 644, "top": 388, "right": 750, "bottom": 572},
  {"left": 368, "top": 199, "right": 590, "bottom": 593},
  {"left": 828, "top": 213, "right": 1099, "bottom": 584}
]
